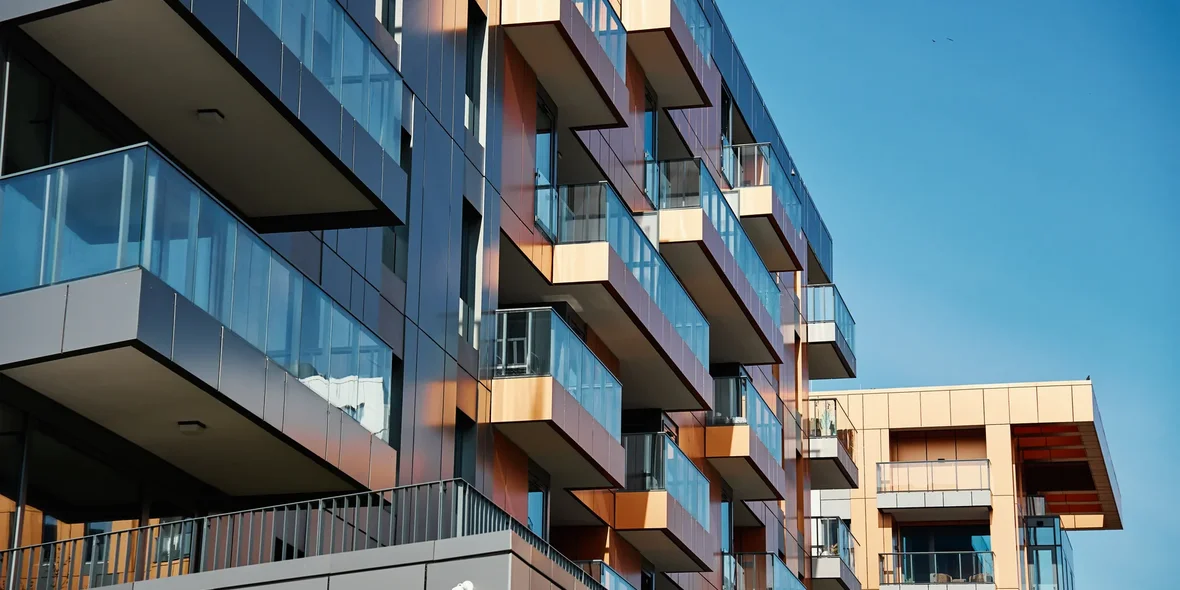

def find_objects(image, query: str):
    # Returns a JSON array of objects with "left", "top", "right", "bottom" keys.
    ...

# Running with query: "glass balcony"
[
  {"left": 573, "top": 0, "right": 627, "bottom": 78},
  {"left": 1024, "top": 514, "right": 1075, "bottom": 590},
  {"left": 537, "top": 182, "right": 710, "bottom": 368},
  {"left": 736, "top": 552, "right": 806, "bottom": 590},
  {"left": 880, "top": 552, "right": 995, "bottom": 585},
  {"left": 809, "top": 517, "right": 857, "bottom": 571},
  {"left": 728, "top": 143, "right": 803, "bottom": 233},
  {"left": 242, "top": 0, "right": 403, "bottom": 164},
  {"left": 797, "top": 173, "right": 833, "bottom": 281},
  {"left": 672, "top": 0, "right": 712, "bottom": 62},
  {"left": 877, "top": 460, "right": 991, "bottom": 493},
  {"left": 622, "top": 432, "right": 710, "bottom": 531},
  {"left": 808, "top": 398, "right": 856, "bottom": 458},
  {"left": 492, "top": 308, "right": 622, "bottom": 440},
  {"left": 0, "top": 144, "right": 394, "bottom": 439},
  {"left": 805, "top": 284, "right": 856, "bottom": 353},
  {"left": 721, "top": 553, "right": 744, "bottom": 590},
  {"left": 649, "top": 159, "right": 781, "bottom": 330},
  {"left": 576, "top": 560, "right": 637, "bottom": 590},
  {"left": 709, "top": 373, "right": 783, "bottom": 464}
]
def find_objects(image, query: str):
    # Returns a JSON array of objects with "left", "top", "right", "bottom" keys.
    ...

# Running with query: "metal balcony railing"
[
  {"left": 876, "top": 459, "right": 991, "bottom": 493},
  {"left": 808, "top": 517, "right": 857, "bottom": 571},
  {"left": 576, "top": 560, "right": 636, "bottom": 590},
  {"left": 735, "top": 552, "right": 806, "bottom": 590},
  {"left": 0, "top": 480, "right": 604, "bottom": 590},
  {"left": 808, "top": 398, "right": 856, "bottom": 458},
  {"left": 880, "top": 551, "right": 995, "bottom": 585}
]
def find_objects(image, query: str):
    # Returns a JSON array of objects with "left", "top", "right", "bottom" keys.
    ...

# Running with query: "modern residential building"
[
  {"left": 811, "top": 381, "right": 1121, "bottom": 590},
  {"left": 0, "top": 1, "right": 859, "bottom": 590}
]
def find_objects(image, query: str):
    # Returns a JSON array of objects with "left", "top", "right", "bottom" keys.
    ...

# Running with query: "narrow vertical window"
[
  {"left": 465, "top": 1, "right": 487, "bottom": 136},
  {"left": 459, "top": 202, "right": 481, "bottom": 344}
]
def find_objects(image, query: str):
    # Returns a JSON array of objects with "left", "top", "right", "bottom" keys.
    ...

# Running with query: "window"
[
  {"left": 155, "top": 518, "right": 195, "bottom": 562},
  {"left": 82, "top": 522, "right": 112, "bottom": 563},
  {"left": 459, "top": 202, "right": 481, "bottom": 345},
  {"left": 720, "top": 86, "right": 735, "bottom": 184},
  {"left": 720, "top": 488, "right": 733, "bottom": 554},
  {"left": 533, "top": 96, "right": 558, "bottom": 239},
  {"left": 377, "top": 0, "right": 402, "bottom": 44},
  {"left": 527, "top": 466, "right": 550, "bottom": 540},
  {"left": 643, "top": 88, "right": 658, "bottom": 200},
  {"left": 39, "top": 515, "right": 58, "bottom": 564},
  {"left": 465, "top": 1, "right": 487, "bottom": 135},
  {"left": 455, "top": 411, "right": 477, "bottom": 483}
]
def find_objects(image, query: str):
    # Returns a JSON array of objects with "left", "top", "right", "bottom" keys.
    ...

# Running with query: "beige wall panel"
[
  {"left": 991, "top": 498, "right": 1019, "bottom": 588},
  {"left": 1036, "top": 385, "right": 1074, "bottom": 423},
  {"left": 955, "top": 433, "right": 987, "bottom": 460},
  {"left": 983, "top": 388, "right": 1010, "bottom": 425},
  {"left": 926, "top": 432, "right": 956, "bottom": 460},
  {"left": 863, "top": 429, "right": 887, "bottom": 498},
  {"left": 888, "top": 392, "right": 922, "bottom": 428},
  {"left": 950, "top": 388, "right": 985, "bottom": 426},
  {"left": 919, "top": 390, "right": 951, "bottom": 427},
  {"left": 862, "top": 393, "right": 890, "bottom": 430},
  {"left": 985, "top": 424, "right": 1014, "bottom": 495},
  {"left": 1007, "top": 387, "right": 1038, "bottom": 423},
  {"left": 1072, "top": 385, "right": 1095, "bottom": 422}
]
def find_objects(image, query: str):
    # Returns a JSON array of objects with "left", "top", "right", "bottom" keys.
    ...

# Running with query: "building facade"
[{"left": 811, "top": 381, "right": 1121, "bottom": 590}]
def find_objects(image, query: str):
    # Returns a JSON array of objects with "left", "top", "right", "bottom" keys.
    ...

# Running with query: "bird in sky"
[{"left": 947, "top": 37, "right": 955, "bottom": 42}]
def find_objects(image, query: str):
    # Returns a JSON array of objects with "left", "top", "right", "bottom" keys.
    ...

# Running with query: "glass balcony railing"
[
  {"left": 243, "top": 0, "right": 403, "bottom": 163},
  {"left": 808, "top": 398, "right": 856, "bottom": 457},
  {"left": 736, "top": 552, "right": 806, "bottom": 590},
  {"left": 649, "top": 159, "right": 781, "bottom": 330},
  {"left": 573, "top": 0, "right": 627, "bottom": 78},
  {"left": 880, "top": 552, "right": 995, "bottom": 585},
  {"left": 622, "top": 433, "right": 710, "bottom": 531},
  {"left": 536, "top": 182, "right": 710, "bottom": 368},
  {"left": 721, "top": 553, "right": 744, "bottom": 590},
  {"left": 0, "top": 144, "right": 395, "bottom": 439},
  {"left": 876, "top": 460, "right": 991, "bottom": 493},
  {"left": 1023, "top": 513, "right": 1075, "bottom": 590},
  {"left": 808, "top": 517, "right": 857, "bottom": 571},
  {"left": 576, "top": 560, "right": 636, "bottom": 590},
  {"left": 727, "top": 143, "right": 803, "bottom": 235},
  {"left": 672, "top": 0, "right": 711, "bottom": 63},
  {"left": 708, "top": 373, "right": 783, "bottom": 464},
  {"left": 492, "top": 308, "right": 622, "bottom": 441},
  {"left": 804, "top": 284, "right": 855, "bottom": 354},
  {"left": 797, "top": 175, "right": 832, "bottom": 279}
]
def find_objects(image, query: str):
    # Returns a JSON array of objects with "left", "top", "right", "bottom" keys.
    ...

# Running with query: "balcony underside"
[
  {"left": 491, "top": 377, "right": 624, "bottom": 490},
  {"left": 705, "top": 425, "right": 785, "bottom": 501},
  {"left": 498, "top": 237, "right": 712, "bottom": 412},
  {"left": 734, "top": 186, "right": 804, "bottom": 272},
  {"left": 877, "top": 491, "right": 992, "bottom": 522},
  {"left": 614, "top": 491, "right": 710, "bottom": 572},
  {"left": 812, "top": 556, "right": 861, "bottom": 590},
  {"left": 21, "top": 0, "right": 403, "bottom": 229},
  {"left": 658, "top": 210, "right": 782, "bottom": 365},
  {"left": 808, "top": 243, "right": 832, "bottom": 285},
  {"left": 503, "top": 1, "right": 626, "bottom": 129},
  {"left": 0, "top": 269, "right": 392, "bottom": 497},
  {"left": 809, "top": 438, "right": 859, "bottom": 490},
  {"left": 625, "top": 17, "right": 708, "bottom": 109},
  {"left": 806, "top": 324, "right": 856, "bottom": 379}
]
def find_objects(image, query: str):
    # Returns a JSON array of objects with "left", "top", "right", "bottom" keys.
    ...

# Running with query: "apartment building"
[
  {"left": 810, "top": 381, "right": 1121, "bottom": 590},
  {"left": 0, "top": 1, "right": 861, "bottom": 590}
]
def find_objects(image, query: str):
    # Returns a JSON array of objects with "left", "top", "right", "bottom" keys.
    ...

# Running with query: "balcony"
[
  {"left": 877, "top": 460, "right": 992, "bottom": 522},
  {"left": 502, "top": 0, "right": 627, "bottom": 128},
  {"left": 805, "top": 284, "right": 856, "bottom": 379},
  {"left": 18, "top": 0, "right": 409, "bottom": 229},
  {"left": 725, "top": 144, "right": 806, "bottom": 272},
  {"left": 616, "top": 433, "right": 711, "bottom": 571},
  {"left": 0, "top": 144, "right": 398, "bottom": 495},
  {"left": 880, "top": 552, "right": 996, "bottom": 588},
  {"left": 651, "top": 159, "right": 783, "bottom": 365},
  {"left": 793, "top": 164, "right": 834, "bottom": 284},
  {"left": 576, "top": 560, "right": 637, "bottom": 590},
  {"left": 501, "top": 182, "right": 712, "bottom": 411},
  {"left": 621, "top": 0, "right": 711, "bottom": 108},
  {"left": 0, "top": 480, "right": 609, "bottom": 590},
  {"left": 807, "top": 399, "right": 859, "bottom": 490},
  {"left": 705, "top": 374, "right": 786, "bottom": 500},
  {"left": 808, "top": 518, "right": 861, "bottom": 590},
  {"left": 491, "top": 308, "right": 625, "bottom": 490},
  {"left": 735, "top": 552, "right": 806, "bottom": 590}
]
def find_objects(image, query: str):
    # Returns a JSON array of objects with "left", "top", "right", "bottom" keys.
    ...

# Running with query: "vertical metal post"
[{"left": 5, "top": 419, "right": 29, "bottom": 590}]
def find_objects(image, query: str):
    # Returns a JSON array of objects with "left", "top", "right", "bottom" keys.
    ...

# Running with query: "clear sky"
[{"left": 716, "top": 0, "right": 1179, "bottom": 586}]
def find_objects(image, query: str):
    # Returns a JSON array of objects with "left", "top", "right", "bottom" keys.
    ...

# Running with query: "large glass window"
[
  {"left": 534, "top": 97, "right": 558, "bottom": 238},
  {"left": 527, "top": 469, "right": 549, "bottom": 541},
  {"left": 465, "top": 1, "right": 486, "bottom": 135}
]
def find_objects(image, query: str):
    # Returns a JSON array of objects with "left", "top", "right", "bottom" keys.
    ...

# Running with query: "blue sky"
[{"left": 717, "top": 0, "right": 1179, "bottom": 586}]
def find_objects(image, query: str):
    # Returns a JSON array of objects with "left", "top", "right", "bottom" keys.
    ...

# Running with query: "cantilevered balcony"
[
  {"left": 616, "top": 433, "right": 711, "bottom": 572},
  {"left": 805, "top": 284, "right": 856, "bottom": 379},
  {"left": 622, "top": 0, "right": 711, "bottom": 108},
  {"left": 0, "top": 480, "right": 609, "bottom": 590},
  {"left": 809, "top": 517, "right": 861, "bottom": 590},
  {"left": 877, "top": 460, "right": 992, "bottom": 522},
  {"left": 705, "top": 373, "right": 786, "bottom": 500},
  {"left": 880, "top": 551, "right": 996, "bottom": 588},
  {"left": 725, "top": 143, "right": 806, "bottom": 272},
  {"left": 17, "top": 0, "right": 409, "bottom": 229},
  {"left": 501, "top": 182, "right": 712, "bottom": 412},
  {"left": 792, "top": 163, "right": 834, "bottom": 284},
  {"left": 502, "top": 0, "right": 627, "bottom": 128},
  {"left": 576, "top": 560, "right": 637, "bottom": 590},
  {"left": 0, "top": 144, "right": 397, "bottom": 496},
  {"left": 807, "top": 398, "right": 859, "bottom": 490},
  {"left": 651, "top": 159, "right": 783, "bottom": 365},
  {"left": 736, "top": 552, "right": 806, "bottom": 590},
  {"left": 491, "top": 308, "right": 625, "bottom": 490}
]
